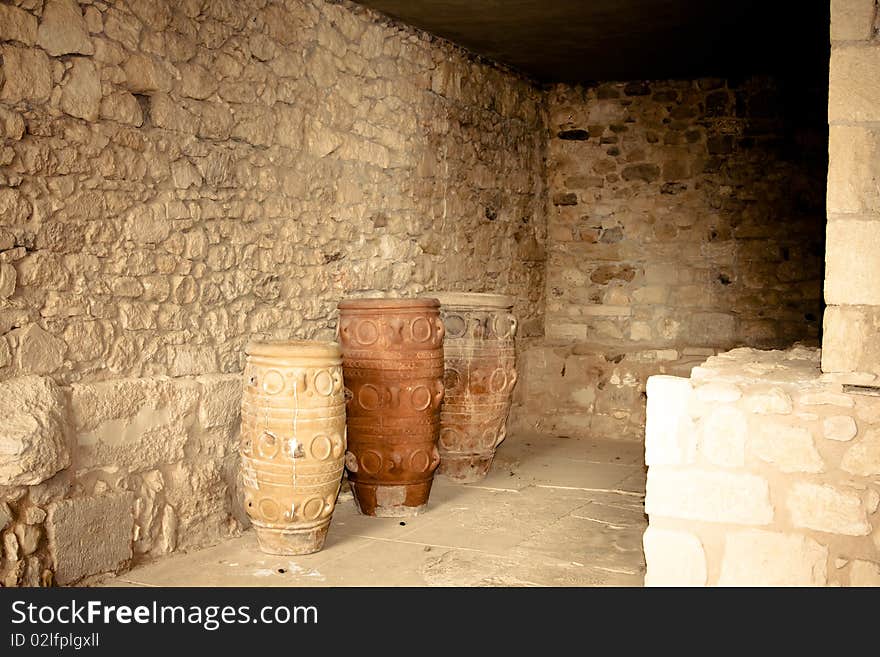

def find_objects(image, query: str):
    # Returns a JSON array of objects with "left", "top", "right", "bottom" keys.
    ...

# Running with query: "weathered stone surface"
[
  {"left": 826, "top": 220, "right": 880, "bottom": 306},
  {"left": 787, "top": 482, "right": 871, "bottom": 536},
  {"left": 60, "top": 57, "right": 101, "bottom": 122},
  {"left": 829, "top": 46, "right": 880, "bottom": 122},
  {"left": 718, "top": 530, "right": 828, "bottom": 586},
  {"left": 0, "top": 376, "right": 69, "bottom": 486},
  {"left": 17, "top": 325, "right": 65, "bottom": 375},
  {"left": 822, "top": 305, "right": 880, "bottom": 376},
  {"left": 0, "top": 45, "right": 52, "bottom": 103},
  {"left": 850, "top": 559, "right": 880, "bottom": 586},
  {"left": 698, "top": 406, "right": 746, "bottom": 467},
  {"left": 694, "top": 382, "right": 742, "bottom": 403},
  {"left": 0, "top": 4, "right": 38, "bottom": 45},
  {"left": 14, "top": 523, "right": 41, "bottom": 555},
  {"left": 197, "top": 374, "right": 241, "bottom": 429},
  {"left": 123, "top": 53, "right": 173, "bottom": 93},
  {"left": 0, "top": 502, "right": 12, "bottom": 531},
  {"left": 823, "top": 415, "right": 858, "bottom": 441},
  {"left": 643, "top": 526, "right": 707, "bottom": 586},
  {"left": 646, "top": 469, "right": 773, "bottom": 525},
  {"left": 841, "top": 427, "right": 880, "bottom": 476},
  {"left": 0, "top": 263, "right": 16, "bottom": 299},
  {"left": 99, "top": 91, "right": 144, "bottom": 126},
  {"left": 750, "top": 421, "right": 823, "bottom": 473},
  {"left": 47, "top": 493, "right": 134, "bottom": 585},
  {"left": 831, "top": 0, "right": 877, "bottom": 40},
  {"left": 827, "top": 126, "right": 880, "bottom": 215},
  {"left": 743, "top": 387, "right": 793, "bottom": 415},
  {"left": 36, "top": 0, "right": 93, "bottom": 56},
  {"left": 645, "top": 375, "right": 694, "bottom": 466}
]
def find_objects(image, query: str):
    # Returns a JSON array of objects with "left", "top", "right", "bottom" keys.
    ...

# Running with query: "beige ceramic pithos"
[
  {"left": 434, "top": 293, "right": 518, "bottom": 483},
  {"left": 240, "top": 340, "right": 346, "bottom": 555}
]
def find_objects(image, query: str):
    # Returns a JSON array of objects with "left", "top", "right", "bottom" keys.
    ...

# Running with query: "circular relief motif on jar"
[
  {"left": 489, "top": 368, "right": 507, "bottom": 394},
  {"left": 443, "top": 313, "right": 467, "bottom": 339},
  {"left": 258, "top": 497, "right": 281, "bottom": 522},
  {"left": 302, "top": 497, "right": 325, "bottom": 521},
  {"left": 310, "top": 435, "right": 332, "bottom": 461},
  {"left": 330, "top": 433, "right": 345, "bottom": 459},
  {"left": 314, "top": 370, "right": 335, "bottom": 397},
  {"left": 492, "top": 313, "right": 516, "bottom": 339},
  {"left": 261, "top": 369, "right": 285, "bottom": 395},
  {"left": 409, "top": 449, "right": 432, "bottom": 473},
  {"left": 411, "top": 316, "right": 433, "bottom": 342},
  {"left": 481, "top": 427, "right": 499, "bottom": 449},
  {"left": 257, "top": 431, "right": 280, "bottom": 459},
  {"left": 443, "top": 368, "right": 461, "bottom": 392},
  {"left": 355, "top": 320, "right": 379, "bottom": 345},
  {"left": 360, "top": 450, "right": 382, "bottom": 475},
  {"left": 411, "top": 385, "right": 432, "bottom": 411},
  {"left": 344, "top": 450, "right": 358, "bottom": 472},
  {"left": 439, "top": 427, "right": 459, "bottom": 450},
  {"left": 358, "top": 384, "right": 382, "bottom": 411},
  {"left": 323, "top": 494, "right": 336, "bottom": 517},
  {"left": 241, "top": 436, "right": 253, "bottom": 456}
]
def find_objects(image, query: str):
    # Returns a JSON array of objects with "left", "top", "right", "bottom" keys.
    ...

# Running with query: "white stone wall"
[
  {"left": 823, "top": 0, "right": 880, "bottom": 377},
  {"left": 643, "top": 348, "right": 880, "bottom": 586},
  {"left": 0, "top": 0, "right": 547, "bottom": 586}
]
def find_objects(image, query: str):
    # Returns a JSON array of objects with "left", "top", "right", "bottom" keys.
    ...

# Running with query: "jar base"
[
  {"left": 438, "top": 452, "right": 495, "bottom": 483},
  {"left": 254, "top": 523, "right": 330, "bottom": 555},
  {"left": 350, "top": 481, "right": 433, "bottom": 517}
]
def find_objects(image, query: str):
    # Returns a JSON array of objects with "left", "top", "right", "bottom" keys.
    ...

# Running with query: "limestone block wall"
[
  {"left": 513, "top": 77, "right": 826, "bottom": 440},
  {"left": 823, "top": 0, "right": 880, "bottom": 378},
  {"left": 643, "top": 347, "right": 880, "bottom": 586},
  {"left": 0, "top": 0, "right": 547, "bottom": 586}
]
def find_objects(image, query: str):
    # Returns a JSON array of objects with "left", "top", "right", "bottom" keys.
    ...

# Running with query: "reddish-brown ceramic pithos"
[{"left": 337, "top": 298, "right": 444, "bottom": 517}]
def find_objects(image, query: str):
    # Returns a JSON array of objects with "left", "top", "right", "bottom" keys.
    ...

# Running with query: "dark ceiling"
[{"left": 352, "top": 0, "right": 830, "bottom": 83}]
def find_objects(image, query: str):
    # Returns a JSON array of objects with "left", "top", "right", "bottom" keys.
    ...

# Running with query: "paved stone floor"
[{"left": 102, "top": 434, "right": 647, "bottom": 587}]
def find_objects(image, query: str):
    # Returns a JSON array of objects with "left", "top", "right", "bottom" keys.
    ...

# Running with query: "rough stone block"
[
  {"left": 829, "top": 45, "right": 880, "bottom": 122},
  {"left": 643, "top": 526, "right": 707, "bottom": 586},
  {"left": 825, "top": 220, "right": 880, "bottom": 305},
  {"left": 850, "top": 559, "right": 880, "bottom": 586},
  {"left": 694, "top": 382, "right": 742, "bottom": 403},
  {"left": 831, "top": 0, "right": 877, "bottom": 40},
  {"left": 822, "top": 305, "right": 880, "bottom": 375},
  {"left": 197, "top": 374, "right": 242, "bottom": 429},
  {"left": 646, "top": 469, "right": 774, "bottom": 525},
  {"left": 0, "top": 45, "right": 52, "bottom": 103},
  {"left": 823, "top": 415, "right": 858, "bottom": 441},
  {"left": 787, "top": 482, "right": 871, "bottom": 536},
  {"left": 743, "top": 387, "right": 793, "bottom": 415},
  {"left": 841, "top": 427, "right": 880, "bottom": 475},
  {"left": 828, "top": 126, "right": 880, "bottom": 215},
  {"left": 0, "top": 4, "right": 37, "bottom": 45},
  {"left": 0, "top": 376, "right": 69, "bottom": 486},
  {"left": 718, "top": 530, "right": 828, "bottom": 586},
  {"left": 47, "top": 493, "right": 134, "bottom": 585},
  {"left": 698, "top": 406, "right": 746, "bottom": 467},
  {"left": 36, "top": 0, "right": 93, "bottom": 56},
  {"left": 749, "top": 420, "right": 823, "bottom": 473},
  {"left": 60, "top": 57, "right": 101, "bottom": 122},
  {"left": 645, "top": 375, "right": 695, "bottom": 466}
]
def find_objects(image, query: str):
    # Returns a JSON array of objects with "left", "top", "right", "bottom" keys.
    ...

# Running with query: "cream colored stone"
[
  {"left": 850, "top": 559, "right": 880, "bottom": 586},
  {"left": 643, "top": 526, "right": 707, "bottom": 586},
  {"left": 646, "top": 469, "right": 773, "bottom": 525},
  {"left": 823, "top": 415, "right": 858, "bottom": 441},
  {"left": 197, "top": 374, "right": 241, "bottom": 429},
  {"left": 60, "top": 57, "right": 101, "bottom": 121},
  {"left": 788, "top": 482, "right": 871, "bottom": 536},
  {"left": 694, "top": 382, "right": 741, "bottom": 403},
  {"left": 14, "top": 523, "right": 41, "bottom": 555},
  {"left": 123, "top": 53, "right": 173, "bottom": 93},
  {"left": 743, "top": 387, "right": 793, "bottom": 415},
  {"left": 828, "top": 126, "right": 880, "bottom": 214},
  {"left": 0, "top": 4, "right": 38, "bottom": 45},
  {"left": 0, "top": 263, "right": 16, "bottom": 299},
  {"left": 822, "top": 305, "right": 880, "bottom": 376},
  {"left": 0, "top": 45, "right": 52, "bottom": 103},
  {"left": 36, "top": 0, "right": 93, "bottom": 56},
  {"left": 718, "top": 530, "right": 828, "bottom": 586},
  {"left": 17, "top": 324, "right": 66, "bottom": 375},
  {"left": 797, "top": 388, "right": 856, "bottom": 407},
  {"left": 750, "top": 420, "right": 823, "bottom": 473},
  {"left": 832, "top": 0, "right": 877, "bottom": 40},
  {"left": 698, "top": 406, "right": 746, "bottom": 468},
  {"left": 829, "top": 45, "right": 880, "bottom": 122},
  {"left": 0, "top": 375, "right": 69, "bottom": 486},
  {"left": 826, "top": 221, "right": 880, "bottom": 306},
  {"left": 100, "top": 91, "right": 143, "bottom": 126},
  {"left": 645, "top": 375, "right": 695, "bottom": 466},
  {"left": 841, "top": 427, "right": 880, "bottom": 476}
]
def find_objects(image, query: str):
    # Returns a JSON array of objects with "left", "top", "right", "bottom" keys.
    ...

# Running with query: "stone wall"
[
  {"left": 0, "top": 0, "right": 547, "bottom": 586},
  {"left": 823, "top": 0, "right": 880, "bottom": 378},
  {"left": 513, "top": 76, "right": 827, "bottom": 440},
  {"left": 643, "top": 348, "right": 880, "bottom": 586}
]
